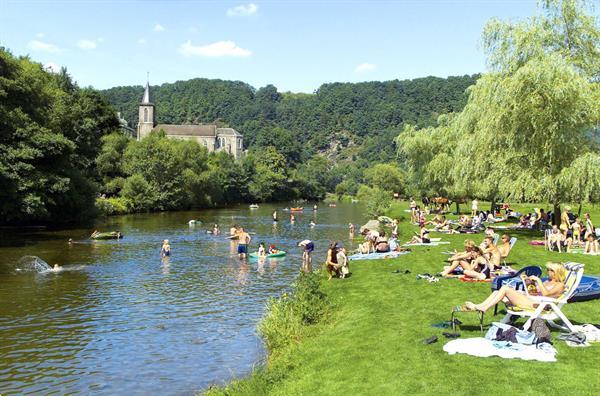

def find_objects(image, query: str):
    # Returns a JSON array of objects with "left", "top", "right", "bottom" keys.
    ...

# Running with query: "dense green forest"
[
  {"left": 101, "top": 75, "right": 478, "bottom": 162},
  {"left": 1, "top": 44, "right": 480, "bottom": 225}
]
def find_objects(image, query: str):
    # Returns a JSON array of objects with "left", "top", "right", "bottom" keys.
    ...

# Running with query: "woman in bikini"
[
  {"left": 408, "top": 225, "right": 430, "bottom": 244},
  {"left": 464, "top": 263, "right": 566, "bottom": 312},
  {"left": 440, "top": 240, "right": 477, "bottom": 277}
]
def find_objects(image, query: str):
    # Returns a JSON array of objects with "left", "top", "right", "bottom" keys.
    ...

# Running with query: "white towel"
[{"left": 443, "top": 337, "right": 557, "bottom": 362}]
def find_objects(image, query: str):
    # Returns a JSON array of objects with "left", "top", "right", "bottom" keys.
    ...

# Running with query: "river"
[{"left": 0, "top": 202, "right": 366, "bottom": 395}]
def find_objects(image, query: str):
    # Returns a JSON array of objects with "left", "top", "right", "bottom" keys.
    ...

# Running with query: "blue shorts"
[{"left": 237, "top": 244, "right": 248, "bottom": 254}]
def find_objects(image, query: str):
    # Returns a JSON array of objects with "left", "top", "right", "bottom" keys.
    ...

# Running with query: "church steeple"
[
  {"left": 136, "top": 74, "right": 155, "bottom": 140},
  {"left": 142, "top": 79, "right": 152, "bottom": 104}
]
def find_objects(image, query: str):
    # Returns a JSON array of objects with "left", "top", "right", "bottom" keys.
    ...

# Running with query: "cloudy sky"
[{"left": 1, "top": 0, "right": 541, "bottom": 92}]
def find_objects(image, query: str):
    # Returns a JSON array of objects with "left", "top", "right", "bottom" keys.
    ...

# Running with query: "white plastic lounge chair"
[
  {"left": 502, "top": 237, "right": 517, "bottom": 265},
  {"left": 501, "top": 262, "right": 585, "bottom": 332}
]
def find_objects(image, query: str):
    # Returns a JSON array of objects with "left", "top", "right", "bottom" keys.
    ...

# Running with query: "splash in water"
[{"left": 16, "top": 256, "right": 52, "bottom": 273}]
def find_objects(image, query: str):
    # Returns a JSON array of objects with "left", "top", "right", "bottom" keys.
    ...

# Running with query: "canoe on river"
[
  {"left": 249, "top": 251, "right": 287, "bottom": 259},
  {"left": 91, "top": 231, "right": 122, "bottom": 240},
  {"left": 290, "top": 207, "right": 303, "bottom": 212}
]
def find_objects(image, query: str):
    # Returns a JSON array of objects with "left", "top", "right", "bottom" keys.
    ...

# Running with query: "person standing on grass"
[
  {"left": 471, "top": 198, "right": 478, "bottom": 217},
  {"left": 584, "top": 213, "right": 594, "bottom": 239},
  {"left": 337, "top": 247, "right": 349, "bottom": 278},
  {"left": 560, "top": 206, "right": 571, "bottom": 236},
  {"left": 237, "top": 227, "right": 251, "bottom": 259}
]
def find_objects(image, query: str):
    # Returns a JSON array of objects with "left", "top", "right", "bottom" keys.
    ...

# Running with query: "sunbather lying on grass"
[{"left": 463, "top": 263, "right": 566, "bottom": 312}]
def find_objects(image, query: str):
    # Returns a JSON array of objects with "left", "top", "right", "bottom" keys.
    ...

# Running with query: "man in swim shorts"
[{"left": 237, "top": 227, "right": 251, "bottom": 258}]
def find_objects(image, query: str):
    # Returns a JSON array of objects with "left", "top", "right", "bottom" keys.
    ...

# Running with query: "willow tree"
[
  {"left": 396, "top": 115, "right": 471, "bottom": 212},
  {"left": 451, "top": 0, "right": 600, "bottom": 216}
]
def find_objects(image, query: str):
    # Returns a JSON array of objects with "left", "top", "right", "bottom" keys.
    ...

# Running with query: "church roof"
[
  {"left": 154, "top": 124, "right": 217, "bottom": 136},
  {"left": 141, "top": 81, "right": 152, "bottom": 104},
  {"left": 216, "top": 127, "right": 242, "bottom": 137}
]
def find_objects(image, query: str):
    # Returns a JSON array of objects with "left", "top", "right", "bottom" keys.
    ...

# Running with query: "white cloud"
[
  {"left": 36, "top": 32, "right": 45, "bottom": 38},
  {"left": 27, "top": 39, "right": 62, "bottom": 53},
  {"left": 226, "top": 3, "right": 258, "bottom": 17},
  {"left": 77, "top": 39, "right": 97, "bottom": 50},
  {"left": 137, "top": 38, "right": 147, "bottom": 44},
  {"left": 179, "top": 40, "right": 251, "bottom": 57},
  {"left": 44, "top": 62, "right": 60, "bottom": 73},
  {"left": 153, "top": 23, "right": 165, "bottom": 32},
  {"left": 354, "top": 62, "right": 377, "bottom": 73}
]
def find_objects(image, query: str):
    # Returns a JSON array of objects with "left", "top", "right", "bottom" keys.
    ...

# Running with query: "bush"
[
  {"left": 95, "top": 197, "right": 131, "bottom": 216},
  {"left": 258, "top": 272, "right": 330, "bottom": 353}
]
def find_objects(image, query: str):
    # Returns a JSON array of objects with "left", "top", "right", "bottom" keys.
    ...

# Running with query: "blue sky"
[{"left": 1, "top": 0, "right": 542, "bottom": 92}]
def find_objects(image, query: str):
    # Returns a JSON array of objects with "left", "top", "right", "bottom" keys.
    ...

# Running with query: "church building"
[{"left": 136, "top": 81, "right": 244, "bottom": 159}]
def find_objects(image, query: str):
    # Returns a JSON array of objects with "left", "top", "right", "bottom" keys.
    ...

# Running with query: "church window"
[{"left": 143, "top": 108, "right": 148, "bottom": 122}]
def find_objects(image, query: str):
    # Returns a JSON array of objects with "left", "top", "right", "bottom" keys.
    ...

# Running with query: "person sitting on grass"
[
  {"left": 440, "top": 240, "right": 477, "bottom": 277},
  {"left": 584, "top": 233, "right": 599, "bottom": 255},
  {"left": 497, "top": 234, "right": 512, "bottom": 261},
  {"left": 426, "top": 214, "right": 444, "bottom": 227},
  {"left": 408, "top": 225, "right": 430, "bottom": 244},
  {"left": 326, "top": 242, "right": 340, "bottom": 280},
  {"left": 462, "top": 263, "right": 566, "bottom": 312},
  {"left": 375, "top": 231, "right": 390, "bottom": 253},
  {"left": 473, "top": 236, "right": 501, "bottom": 273},
  {"left": 547, "top": 225, "right": 572, "bottom": 252}
]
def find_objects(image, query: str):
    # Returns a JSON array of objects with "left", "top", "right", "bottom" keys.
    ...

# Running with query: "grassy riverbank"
[{"left": 208, "top": 202, "right": 600, "bottom": 395}]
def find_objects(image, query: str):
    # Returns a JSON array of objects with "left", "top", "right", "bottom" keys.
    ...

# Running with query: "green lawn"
[{"left": 210, "top": 201, "right": 600, "bottom": 395}]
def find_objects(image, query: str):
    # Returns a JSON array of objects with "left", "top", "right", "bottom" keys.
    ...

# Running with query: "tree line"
[{"left": 1, "top": 44, "right": 478, "bottom": 224}]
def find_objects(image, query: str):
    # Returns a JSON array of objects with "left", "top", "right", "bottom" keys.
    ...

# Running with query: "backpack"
[{"left": 531, "top": 318, "right": 551, "bottom": 345}]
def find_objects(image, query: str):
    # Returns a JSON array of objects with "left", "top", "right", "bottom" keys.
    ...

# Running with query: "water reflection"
[{"left": 0, "top": 203, "right": 366, "bottom": 394}]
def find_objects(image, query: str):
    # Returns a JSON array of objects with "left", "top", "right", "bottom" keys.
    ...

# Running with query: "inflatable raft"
[{"left": 249, "top": 251, "right": 287, "bottom": 259}]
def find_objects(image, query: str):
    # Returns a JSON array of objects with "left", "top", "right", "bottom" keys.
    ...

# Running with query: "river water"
[{"left": 0, "top": 203, "right": 365, "bottom": 395}]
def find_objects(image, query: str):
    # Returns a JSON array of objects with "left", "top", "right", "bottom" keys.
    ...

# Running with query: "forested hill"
[{"left": 101, "top": 75, "right": 478, "bottom": 150}]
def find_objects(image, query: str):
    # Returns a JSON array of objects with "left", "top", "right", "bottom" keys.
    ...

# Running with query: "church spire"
[{"left": 141, "top": 73, "right": 152, "bottom": 104}]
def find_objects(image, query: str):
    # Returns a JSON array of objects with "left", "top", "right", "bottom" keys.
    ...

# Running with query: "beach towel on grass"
[
  {"left": 348, "top": 251, "right": 410, "bottom": 261},
  {"left": 443, "top": 338, "right": 557, "bottom": 362},
  {"left": 459, "top": 276, "right": 491, "bottom": 283},
  {"left": 403, "top": 241, "right": 450, "bottom": 247}
]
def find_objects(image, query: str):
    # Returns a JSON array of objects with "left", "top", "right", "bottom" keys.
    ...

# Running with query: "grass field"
[{"left": 208, "top": 201, "right": 600, "bottom": 395}]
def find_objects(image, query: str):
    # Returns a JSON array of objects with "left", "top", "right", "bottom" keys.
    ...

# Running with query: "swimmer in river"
[
  {"left": 160, "top": 239, "right": 171, "bottom": 258},
  {"left": 272, "top": 211, "right": 278, "bottom": 222},
  {"left": 291, "top": 214, "right": 295, "bottom": 223},
  {"left": 212, "top": 224, "right": 220, "bottom": 235},
  {"left": 310, "top": 221, "right": 316, "bottom": 227},
  {"left": 237, "top": 228, "right": 251, "bottom": 259}
]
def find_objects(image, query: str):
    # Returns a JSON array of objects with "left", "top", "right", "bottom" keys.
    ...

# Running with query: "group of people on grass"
[
  {"left": 440, "top": 232, "right": 512, "bottom": 280},
  {"left": 547, "top": 208, "right": 598, "bottom": 254}
]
